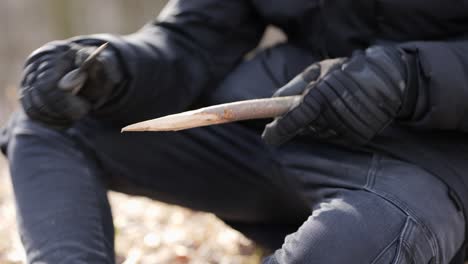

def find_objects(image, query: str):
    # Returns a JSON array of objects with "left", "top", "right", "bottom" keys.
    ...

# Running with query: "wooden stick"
[{"left": 121, "top": 96, "right": 301, "bottom": 132}]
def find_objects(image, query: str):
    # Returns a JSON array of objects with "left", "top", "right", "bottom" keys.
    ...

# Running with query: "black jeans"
[{"left": 2, "top": 44, "right": 465, "bottom": 263}]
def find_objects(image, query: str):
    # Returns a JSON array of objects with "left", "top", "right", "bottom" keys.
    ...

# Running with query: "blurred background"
[{"left": 0, "top": 1, "right": 271, "bottom": 263}]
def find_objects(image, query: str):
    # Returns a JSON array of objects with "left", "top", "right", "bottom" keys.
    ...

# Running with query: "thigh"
[
  {"left": 73, "top": 118, "right": 309, "bottom": 224},
  {"left": 263, "top": 188, "right": 435, "bottom": 264},
  {"left": 203, "top": 42, "right": 316, "bottom": 105},
  {"left": 265, "top": 148, "right": 465, "bottom": 263},
  {"left": 368, "top": 156, "right": 465, "bottom": 264}
]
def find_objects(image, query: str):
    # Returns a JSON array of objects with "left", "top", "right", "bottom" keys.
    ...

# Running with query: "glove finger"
[
  {"left": 96, "top": 49, "right": 123, "bottom": 84},
  {"left": 36, "top": 59, "right": 56, "bottom": 73},
  {"left": 42, "top": 90, "right": 90, "bottom": 121},
  {"left": 307, "top": 82, "right": 371, "bottom": 144},
  {"left": 74, "top": 45, "right": 98, "bottom": 65},
  {"left": 273, "top": 63, "right": 321, "bottom": 98},
  {"left": 75, "top": 46, "right": 122, "bottom": 105},
  {"left": 25, "top": 41, "right": 70, "bottom": 65},
  {"left": 301, "top": 63, "right": 322, "bottom": 82},
  {"left": 34, "top": 68, "right": 65, "bottom": 93},
  {"left": 321, "top": 105, "right": 370, "bottom": 145},
  {"left": 60, "top": 94, "right": 91, "bottom": 120},
  {"left": 263, "top": 91, "right": 321, "bottom": 145},
  {"left": 27, "top": 85, "right": 89, "bottom": 125},
  {"left": 29, "top": 87, "right": 70, "bottom": 121},
  {"left": 263, "top": 118, "right": 298, "bottom": 146},
  {"left": 22, "top": 88, "right": 70, "bottom": 127},
  {"left": 273, "top": 74, "right": 310, "bottom": 98},
  {"left": 318, "top": 78, "right": 376, "bottom": 141},
  {"left": 304, "top": 115, "right": 338, "bottom": 139},
  {"left": 23, "top": 68, "right": 87, "bottom": 125},
  {"left": 27, "top": 54, "right": 75, "bottom": 94},
  {"left": 21, "top": 59, "right": 43, "bottom": 88},
  {"left": 56, "top": 50, "right": 79, "bottom": 74},
  {"left": 326, "top": 72, "right": 386, "bottom": 135},
  {"left": 275, "top": 57, "right": 344, "bottom": 98},
  {"left": 337, "top": 71, "right": 390, "bottom": 125},
  {"left": 22, "top": 72, "right": 37, "bottom": 91},
  {"left": 81, "top": 58, "right": 110, "bottom": 102},
  {"left": 40, "top": 50, "right": 76, "bottom": 78},
  {"left": 22, "top": 54, "right": 58, "bottom": 80}
]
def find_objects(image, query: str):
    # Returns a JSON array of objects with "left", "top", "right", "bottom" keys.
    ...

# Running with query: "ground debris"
[{"left": 110, "top": 192, "right": 261, "bottom": 264}]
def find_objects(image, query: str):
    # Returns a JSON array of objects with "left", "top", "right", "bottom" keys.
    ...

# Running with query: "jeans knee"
[
  {"left": 2, "top": 113, "right": 93, "bottom": 186},
  {"left": 3, "top": 111, "right": 76, "bottom": 156}
]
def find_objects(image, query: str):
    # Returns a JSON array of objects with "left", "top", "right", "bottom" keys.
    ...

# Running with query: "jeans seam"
[
  {"left": 370, "top": 232, "right": 400, "bottom": 264},
  {"left": 365, "top": 154, "right": 379, "bottom": 189},
  {"left": 392, "top": 219, "right": 411, "bottom": 264},
  {"left": 398, "top": 218, "right": 422, "bottom": 264},
  {"left": 364, "top": 154, "right": 440, "bottom": 263},
  {"left": 366, "top": 188, "right": 440, "bottom": 262},
  {"left": 400, "top": 240, "right": 418, "bottom": 264}
]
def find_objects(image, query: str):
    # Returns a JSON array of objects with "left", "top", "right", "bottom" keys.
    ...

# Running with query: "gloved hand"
[
  {"left": 262, "top": 46, "right": 416, "bottom": 146},
  {"left": 19, "top": 40, "right": 124, "bottom": 129}
]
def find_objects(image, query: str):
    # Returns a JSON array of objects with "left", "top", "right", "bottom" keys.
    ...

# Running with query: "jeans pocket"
[{"left": 372, "top": 217, "right": 436, "bottom": 264}]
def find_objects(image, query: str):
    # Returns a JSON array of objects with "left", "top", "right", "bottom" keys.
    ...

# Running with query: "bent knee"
[
  {"left": 3, "top": 111, "right": 81, "bottom": 157},
  {"left": 264, "top": 190, "right": 437, "bottom": 264}
]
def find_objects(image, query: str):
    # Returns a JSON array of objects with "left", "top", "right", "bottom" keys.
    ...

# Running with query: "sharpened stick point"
[{"left": 121, "top": 96, "right": 301, "bottom": 132}]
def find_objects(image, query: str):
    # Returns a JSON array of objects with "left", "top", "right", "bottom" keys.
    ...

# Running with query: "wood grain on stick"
[{"left": 122, "top": 96, "right": 301, "bottom": 132}]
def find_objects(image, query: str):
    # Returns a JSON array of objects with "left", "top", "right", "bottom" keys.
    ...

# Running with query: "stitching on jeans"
[
  {"left": 365, "top": 154, "right": 379, "bottom": 189},
  {"left": 397, "top": 219, "right": 420, "bottom": 264},
  {"left": 369, "top": 231, "right": 400, "bottom": 264},
  {"left": 400, "top": 240, "right": 420, "bottom": 264},
  {"left": 363, "top": 166, "right": 440, "bottom": 263},
  {"left": 365, "top": 156, "right": 435, "bottom": 263},
  {"left": 365, "top": 155, "right": 440, "bottom": 261},
  {"left": 392, "top": 218, "right": 411, "bottom": 264},
  {"left": 371, "top": 217, "right": 423, "bottom": 264}
]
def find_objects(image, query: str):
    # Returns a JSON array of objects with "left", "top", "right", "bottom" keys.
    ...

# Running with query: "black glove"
[
  {"left": 19, "top": 40, "right": 124, "bottom": 128},
  {"left": 262, "top": 46, "right": 416, "bottom": 146}
]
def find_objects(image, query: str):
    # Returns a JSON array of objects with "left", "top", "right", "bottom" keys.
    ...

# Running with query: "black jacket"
[{"left": 74, "top": 0, "right": 468, "bottom": 261}]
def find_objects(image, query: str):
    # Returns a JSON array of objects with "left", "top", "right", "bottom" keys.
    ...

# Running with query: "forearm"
[
  {"left": 72, "top": 0, "right": 265, "bottom": 125},
  {"left": 71, "top": 29, "right": 209, "bottom": 125}
]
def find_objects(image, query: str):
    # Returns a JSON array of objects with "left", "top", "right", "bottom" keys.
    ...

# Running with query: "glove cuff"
[{"left": 396, "top": 49, "right": 420, "bottom": 120}]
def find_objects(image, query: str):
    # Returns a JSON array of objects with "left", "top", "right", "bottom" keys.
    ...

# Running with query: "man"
[{"left": 1, "top": 0, "right": 468, "bottom": 263}]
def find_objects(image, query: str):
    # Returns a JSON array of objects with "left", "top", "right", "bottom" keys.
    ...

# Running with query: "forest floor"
[{"left": 0, "top": 156, "right": 261, "bottom": 264}]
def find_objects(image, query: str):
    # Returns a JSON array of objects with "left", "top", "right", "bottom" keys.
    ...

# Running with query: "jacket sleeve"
[
  {"left": 398, "top": 40, "right": 468, "bottom": 132},
  {"left": 72, "top": 0, "right": 265, "bottom": 125}
]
